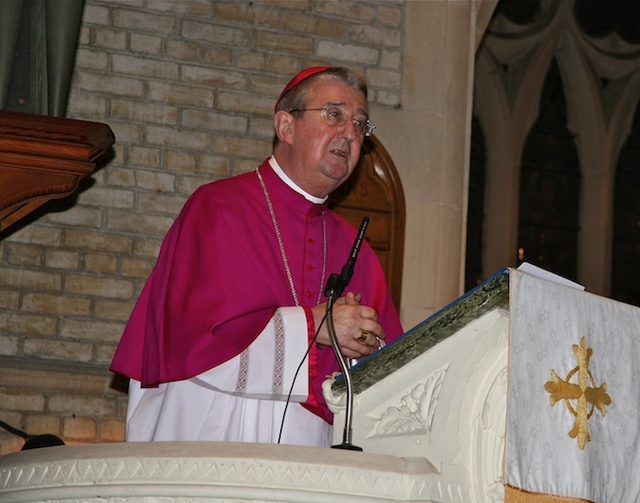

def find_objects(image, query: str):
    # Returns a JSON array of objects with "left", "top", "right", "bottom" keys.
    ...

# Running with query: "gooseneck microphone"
[
  {"left": 324, "top": 217, "right": 369, "bottom": 300},
  {"left": 324, "top": 216, "right": 369, "bottom": 451}
]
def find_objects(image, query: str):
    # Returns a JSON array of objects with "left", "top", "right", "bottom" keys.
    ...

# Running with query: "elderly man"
[{"left": 110, "top": 66, "right": 403, "bottom": 447}]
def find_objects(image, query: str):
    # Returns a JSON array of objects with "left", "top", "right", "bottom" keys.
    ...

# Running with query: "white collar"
[{"left": 268, "top": 156, "right": 328, "bottom": 205}]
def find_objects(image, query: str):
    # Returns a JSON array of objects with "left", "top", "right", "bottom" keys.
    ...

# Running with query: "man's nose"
[{"left": 340, "top": 119, "right": 358, "bottom": 140}]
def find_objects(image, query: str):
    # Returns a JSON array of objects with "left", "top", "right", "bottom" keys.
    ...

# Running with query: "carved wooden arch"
[{"left": 328, "top": 134, "right": 406, "bottom": 309}]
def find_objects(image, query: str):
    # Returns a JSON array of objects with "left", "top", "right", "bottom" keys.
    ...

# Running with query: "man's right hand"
[{"left": 312, "top": 291, "right": 386, "bottom": 359}]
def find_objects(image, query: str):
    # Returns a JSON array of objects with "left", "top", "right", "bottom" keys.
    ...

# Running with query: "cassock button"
[
  {"left": 305, "top": 291, "right": 313, "bottom": 298},
  {"left": 308, "top": 237, "right": 315, "bottom": 244},
  {"left": 306, "top": 264, "right": 314, "bottom": 271}
]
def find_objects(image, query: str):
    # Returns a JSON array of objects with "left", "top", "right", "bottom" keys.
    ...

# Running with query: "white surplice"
[{"left": 126, "top": 306, "right": 332, "bottom": 447}]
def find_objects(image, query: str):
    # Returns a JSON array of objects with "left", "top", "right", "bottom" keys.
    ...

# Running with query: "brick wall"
[{"left": 0, "top": 0, "right": 404, "bottom": 454}]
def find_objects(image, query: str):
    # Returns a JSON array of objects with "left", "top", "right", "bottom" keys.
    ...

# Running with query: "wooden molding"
[{"left": 0, "top": 110, "right": 115, "bottom": 232}]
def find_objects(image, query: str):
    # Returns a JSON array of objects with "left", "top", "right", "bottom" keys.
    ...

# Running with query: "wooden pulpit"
[{"left": 0, "top": 110, "right": 114, "bottom": 232}]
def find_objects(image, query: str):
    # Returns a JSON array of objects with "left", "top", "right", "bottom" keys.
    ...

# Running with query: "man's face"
[{"left": 284, "top": 79, "right": 368, "bottom": 198}]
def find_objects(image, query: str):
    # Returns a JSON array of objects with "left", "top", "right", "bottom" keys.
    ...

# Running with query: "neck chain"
[{"left": 256, "top": 167, "right": 327, "bottom": 306}]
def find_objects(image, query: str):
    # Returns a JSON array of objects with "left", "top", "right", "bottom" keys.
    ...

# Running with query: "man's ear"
[{"left": 274, "top": 110, "right": 294, "bottom": 145}]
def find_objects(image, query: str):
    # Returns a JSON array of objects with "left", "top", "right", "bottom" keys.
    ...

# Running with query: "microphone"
[
  {"left": 324, "top": 216, "right": 369, "bottom": 299},
  {"left": 324, "top": 216, "right": 369, "bottom": 451}
]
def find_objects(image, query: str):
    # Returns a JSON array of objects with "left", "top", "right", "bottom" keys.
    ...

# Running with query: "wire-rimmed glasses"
[{"left": 288, "top": 106, "right": 376, "bottom": 136}]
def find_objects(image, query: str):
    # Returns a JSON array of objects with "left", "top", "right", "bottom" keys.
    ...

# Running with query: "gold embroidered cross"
[{"left": 544, "top": 337, "right": 611, "bottom": 450}]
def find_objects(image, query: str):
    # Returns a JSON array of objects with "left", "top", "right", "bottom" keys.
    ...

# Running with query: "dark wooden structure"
[
  {"left": 0, "top": 110, "right": 114, "bottom": 232},
  {"left": 329, "top": 135, "right": 406, "bottom": 309}
]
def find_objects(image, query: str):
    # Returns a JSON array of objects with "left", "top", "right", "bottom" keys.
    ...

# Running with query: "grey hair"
[{"left": 275, "top": 67, "right": 368, "bottom": 114}]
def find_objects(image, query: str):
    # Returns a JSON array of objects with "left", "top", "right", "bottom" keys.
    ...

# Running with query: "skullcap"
[{"left": 275, "top": 66, "right": 330, "bottom": 112}]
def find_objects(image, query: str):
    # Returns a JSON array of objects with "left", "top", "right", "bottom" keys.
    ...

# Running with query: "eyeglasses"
[{"left": 288, "top": 106, "right": 376, "bottom": 136}]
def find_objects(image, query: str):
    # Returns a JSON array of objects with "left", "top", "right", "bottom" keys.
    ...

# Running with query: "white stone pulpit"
[
  {"left": 326, "top": 267, "right": 640, "bottom": 503},
  {"left": 326, "top": 268, "right": 511, "bottom": 502}
]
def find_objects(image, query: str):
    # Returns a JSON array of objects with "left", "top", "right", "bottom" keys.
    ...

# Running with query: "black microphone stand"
[
  {"left": 323, "top": 216, "right": 369, "bottom": 451},
  {"left": 325, "top": 278, "right": 362, "bottom": 451}
]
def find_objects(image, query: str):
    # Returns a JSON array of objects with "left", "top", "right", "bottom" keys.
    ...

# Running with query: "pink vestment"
[{"left": 110, "top": 159, "right": 403, "bottom": 423}]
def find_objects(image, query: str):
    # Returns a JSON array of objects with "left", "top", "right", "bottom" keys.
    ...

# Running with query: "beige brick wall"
[{"left": 0, "top": 0, "right": 404, "bottom": 454}]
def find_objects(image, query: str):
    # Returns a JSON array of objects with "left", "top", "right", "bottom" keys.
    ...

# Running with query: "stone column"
[{"left": 374, "top": 1, "right": 496, "bottom": 328}]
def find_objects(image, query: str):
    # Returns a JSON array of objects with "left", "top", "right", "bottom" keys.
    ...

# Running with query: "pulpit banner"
[{"left": 504, "top": 269, "right": 640, "bottom": 503}]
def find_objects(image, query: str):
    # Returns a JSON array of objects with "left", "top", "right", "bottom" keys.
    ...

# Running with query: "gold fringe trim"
[{"left": 505, "top": 484, "right": 595, "bottom": 503}]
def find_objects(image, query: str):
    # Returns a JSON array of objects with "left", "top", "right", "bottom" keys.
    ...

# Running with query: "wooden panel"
[{"left": 329, "top": 135, "right": 405, "bottom": 309}]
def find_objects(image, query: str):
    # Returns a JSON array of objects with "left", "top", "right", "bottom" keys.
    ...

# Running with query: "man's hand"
[{"left": 312, "top": 292, "right": 386, "bottom": 359}]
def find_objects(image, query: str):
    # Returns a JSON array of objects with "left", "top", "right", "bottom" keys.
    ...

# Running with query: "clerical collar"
[{"left": 268, "top": 156, "right": 328, "bottom": 205}]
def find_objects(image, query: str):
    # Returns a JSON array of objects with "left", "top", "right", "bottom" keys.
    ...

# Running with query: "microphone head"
[{"left": 324, "top": 272, "right": 344, "bottom": 298}]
